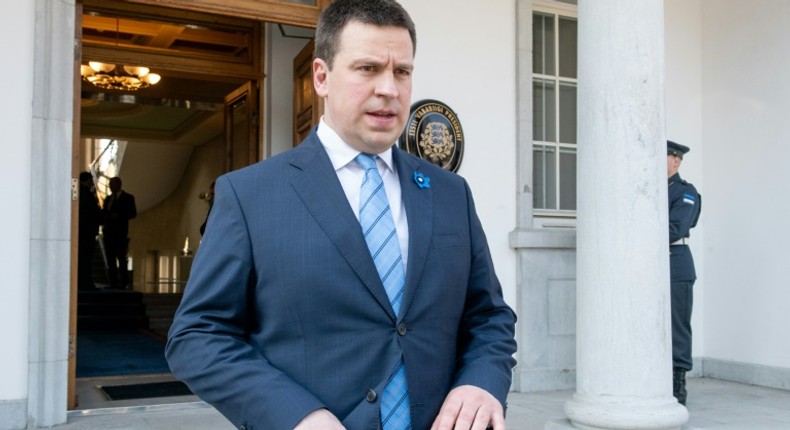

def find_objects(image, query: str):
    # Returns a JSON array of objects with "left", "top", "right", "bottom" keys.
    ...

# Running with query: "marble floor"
[{"left": 59, "top": 377, "right": 790, "bottom": 429}]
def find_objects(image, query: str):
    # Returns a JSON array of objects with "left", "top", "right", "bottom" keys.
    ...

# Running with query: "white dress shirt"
[{"left": 317, "top": 119, "right": 410, "bottom": 268}]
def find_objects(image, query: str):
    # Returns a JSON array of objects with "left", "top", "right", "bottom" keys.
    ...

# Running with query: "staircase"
[
  {"left": 91, "top": 236, "right": 110, "bottom": 287},
  {"left": 78, "top": 289, "right": 149, "bottom": 330},
  {"left": 79, "top": 238, "right": 185, "bottom": 335},
  {"left": 142, "top": 293, "right": 183, "bottom": 337}
]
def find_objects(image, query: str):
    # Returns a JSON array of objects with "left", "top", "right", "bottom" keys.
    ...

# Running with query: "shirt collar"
[{"left": 316, "top": 118, "right": 396, "bottom": 174}]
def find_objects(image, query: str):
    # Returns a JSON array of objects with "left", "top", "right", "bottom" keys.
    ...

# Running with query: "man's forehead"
[{"left": 338, "top": 21, "right": 414, "bottom": 51}]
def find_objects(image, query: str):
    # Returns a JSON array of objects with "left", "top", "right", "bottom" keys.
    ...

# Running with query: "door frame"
[
  {"left": 58, "top": 0, "right": 328, "bottom": 417},
  {"left": 127, "top": 0, "right": 332, "bottom": 28},
  {"left": 292, "top": 39, "right": 323, "bottom": 146},
  {"left": 225, "top": 81, "right": 260, "bottom": 172}
]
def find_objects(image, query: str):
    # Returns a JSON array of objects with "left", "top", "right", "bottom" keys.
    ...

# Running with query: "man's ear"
[{"left": 313, "top": 58, "right": 329, "bottom": 98}]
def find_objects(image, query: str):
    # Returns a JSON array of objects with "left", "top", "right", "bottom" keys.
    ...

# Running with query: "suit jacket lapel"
[
  {"left": 393, "top": 148, "right": 433, "bottom": 318},
  {"left": 288, "top": 133, "right": 396, "bottom": 320}
]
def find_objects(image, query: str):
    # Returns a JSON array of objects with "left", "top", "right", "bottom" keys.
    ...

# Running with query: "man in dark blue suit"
[
  {"left": 102, "top": 176, "right": 136, "bottom": 289},
  {"left": 667, "top": 140, "right": 701, "bottom": 405},
  {"left": 166, "top": 1, "right": 517, "bottom": 429}
]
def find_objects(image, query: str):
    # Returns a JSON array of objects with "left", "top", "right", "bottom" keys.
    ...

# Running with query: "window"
[
  {"left": 533, "top": 9, "right": 577, "bottom": 214},
  {"left": 88, "top": 138, "right": 127, "bottom": 204}
]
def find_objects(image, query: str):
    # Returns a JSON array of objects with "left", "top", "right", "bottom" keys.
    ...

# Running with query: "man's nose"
[{"left": 375, "top": 72, "right": 398, "bottom": 98}]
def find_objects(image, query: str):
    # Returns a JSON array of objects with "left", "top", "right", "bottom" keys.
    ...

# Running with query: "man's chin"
[
  {"left": 363, "top": 141, "right": 398, "bottom": 154},
  {"left": 359, "top": 132, "right": 401, "bottom": 152}
]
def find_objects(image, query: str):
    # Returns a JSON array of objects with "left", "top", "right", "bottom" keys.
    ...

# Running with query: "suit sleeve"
[
  {"left": 451, "top": 180, "right": 518, "bottom": 409},
  {"left": 126, "top": 194, "right": 137, "bottom": 220},
  {"left": 669, "top": 184, "right": 699, "bottom": 243},
  {"left": 165, "top": 176, "right": 325, "bottom": 429}
]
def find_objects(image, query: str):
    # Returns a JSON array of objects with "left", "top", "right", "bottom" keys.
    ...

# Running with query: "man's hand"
[
  {"left": 430, "top": 385, "right": 505, "bottom": 430},
  {"left": 293, "top": 408, "right": 346, "bottom": 430}
]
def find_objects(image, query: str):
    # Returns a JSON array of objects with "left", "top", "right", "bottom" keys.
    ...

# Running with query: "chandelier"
[{"left": 81, "top": 61, "right": 161, "bottom": 91}]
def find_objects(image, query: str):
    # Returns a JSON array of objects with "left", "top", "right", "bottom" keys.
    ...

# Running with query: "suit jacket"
[
  {"left": 102, "top": 191, "right": 137, "bottom": 241},
  {"left": 79, "top": 185, "right": 101, "bottom": 237},
  {"left": 166, "top": 131, "right": 517, "bottom": 430}
]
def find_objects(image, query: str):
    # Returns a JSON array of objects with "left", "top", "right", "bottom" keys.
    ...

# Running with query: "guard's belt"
[{"left": 670, "top": 238, "right": 688, "bottom": 246}]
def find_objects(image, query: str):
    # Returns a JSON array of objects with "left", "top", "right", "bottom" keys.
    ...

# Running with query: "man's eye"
[{"left": 359, "top": 65, "right": 375, "bottom": 72}]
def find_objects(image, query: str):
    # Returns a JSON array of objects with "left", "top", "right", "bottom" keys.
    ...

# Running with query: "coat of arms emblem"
[{"left": 399, "top": 99, "right": 464, "bottom": 172}]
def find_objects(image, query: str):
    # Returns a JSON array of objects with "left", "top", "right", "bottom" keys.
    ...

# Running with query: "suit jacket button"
[
  {"left": 366, "top": 389, "right": 377, "bottom": 403},
  {"left": 397, "top": 323, "right": 407, "bottom": 336}
]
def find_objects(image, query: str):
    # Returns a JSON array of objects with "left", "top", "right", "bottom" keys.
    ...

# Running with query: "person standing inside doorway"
[
  {"left": 78, "top": 171, "right": 101, "bottom": 290},
  {"left": 667, "top": 140, "right": 701, "bottom": 405},
  {"left": 102, "top": 176, "right": 136, "bottom": 289}
]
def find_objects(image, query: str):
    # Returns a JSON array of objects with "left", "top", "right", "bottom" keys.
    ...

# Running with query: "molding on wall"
[
  {"left": 688, "top": 357, "right": 703, "bottom": 378},
  {"left": 525, "top": 357, "right": 790, "bottom": 394},
  {"left": 517, "top": 368, "right": 576, "bottom": 393},
  {"left": 509, "top": 228, "right": 576, "bottom": 249},
  {"left": 702, "top": 358, "right": 790, "bottom": 391},
  {"left": 0, "top": 399, "right": 26, "bottom": 430},
  {"left": 513, "top": 246, "right": 576, "bottom": 393}
]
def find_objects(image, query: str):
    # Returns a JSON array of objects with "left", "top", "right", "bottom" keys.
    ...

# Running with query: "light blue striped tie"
[{"left": 357, "top": 153, "right": 411, "bottom": 430}]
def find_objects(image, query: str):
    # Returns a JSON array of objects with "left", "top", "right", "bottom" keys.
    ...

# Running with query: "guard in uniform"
[{"left": 667, "top": 140, "right": 701, "bottom": 405}]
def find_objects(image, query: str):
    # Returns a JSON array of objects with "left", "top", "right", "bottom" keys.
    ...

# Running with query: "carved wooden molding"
[{"left": 125, "top": 0, "right": 331, "bottom": 28}]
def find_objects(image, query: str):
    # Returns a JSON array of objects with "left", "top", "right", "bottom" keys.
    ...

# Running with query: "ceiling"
[{"left": 79, "top": 3, "right": 256, "bottom": 145}]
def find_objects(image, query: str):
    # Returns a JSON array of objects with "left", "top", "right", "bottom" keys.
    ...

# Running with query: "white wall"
[
  {"left": 701, "top": 0, "right": 790, "bottom": 368},
  {"left": 664, "top": 0, "right": 706, "bottom": 366},
  {"left": 121, "top": 141, "right": 193, "bottom": 212},
  {"left": 0, "top": 1, "right": 34, "bottom": 403},
  {"left": 400, "top": 0, "right": 519, "bottom": 308}
]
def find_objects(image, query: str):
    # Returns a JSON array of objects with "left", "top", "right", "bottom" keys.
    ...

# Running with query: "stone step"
[
  {"left": 141, "top": 293, "right": 183, "bottom": 337},
  {"left": 78, "top": 315, "right": 149, "bottom": 331},
  {"left": 78, "top": 302, "right": 145, "bottom": 316},
  {"left": 78, "top": 289, "right": 149, "bottom": 330}
]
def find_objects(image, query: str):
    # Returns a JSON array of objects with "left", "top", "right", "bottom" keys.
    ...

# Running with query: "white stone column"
[
  {"left": 27, "top": 0, "right": 76, "bottom": 427},
  {"left": 547, "top": 0, "right": 688, "bottom": 429}
]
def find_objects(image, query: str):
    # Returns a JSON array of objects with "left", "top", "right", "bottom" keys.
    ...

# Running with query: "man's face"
[
  {"left": 109, "top": 178, "right": 121, "bottom": 193},
  {"left": 667, "top": 154, "right": 681, "bottom": 178},
  {"left": 313, "top": 21, "right": 414, "bottom": 154}
]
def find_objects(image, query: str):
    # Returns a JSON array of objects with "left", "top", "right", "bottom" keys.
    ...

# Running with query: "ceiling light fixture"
[
  {"left": 81, "top": 62, "right": 161, "bottom": 91},
  {"left": 79, "top": 16, "right": 161, "bottom": 91}
]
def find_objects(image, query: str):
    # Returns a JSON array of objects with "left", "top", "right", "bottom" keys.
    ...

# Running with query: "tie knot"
[{"left": 356, "top": 153, "right": 378, "bottom": 171}]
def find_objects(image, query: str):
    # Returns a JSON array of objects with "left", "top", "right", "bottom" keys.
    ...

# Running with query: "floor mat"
[{"left": 100, "top": 381, "right": 192, "bottom": 400}]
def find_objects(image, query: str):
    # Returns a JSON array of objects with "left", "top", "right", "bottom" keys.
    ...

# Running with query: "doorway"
[{"left": 72, "top": 0, "right": 317, "bottom": 411}]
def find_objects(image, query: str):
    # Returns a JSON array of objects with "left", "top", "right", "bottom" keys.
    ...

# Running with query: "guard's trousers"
[{"left": 671, "top": 280, "right": 694, "bottom": 370}]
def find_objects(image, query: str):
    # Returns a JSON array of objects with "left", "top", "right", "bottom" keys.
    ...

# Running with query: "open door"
[
  {"left": 225, "top": 81, "right": 260, "bottom": 172},
  {"left": 68, "top": 3, "right": 84, "bottom": 410},
  {"left": 293, "top": 40, "right": 322, "bottom": 146}
]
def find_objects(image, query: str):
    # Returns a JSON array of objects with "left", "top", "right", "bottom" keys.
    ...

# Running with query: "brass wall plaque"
[{"left": 399, "top": 99, "right": 464, "bottom": 172}]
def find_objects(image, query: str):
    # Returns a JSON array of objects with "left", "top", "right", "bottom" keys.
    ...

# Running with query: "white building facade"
[{"left": 1, "top": 0, "right": 789, "bottom": 428}]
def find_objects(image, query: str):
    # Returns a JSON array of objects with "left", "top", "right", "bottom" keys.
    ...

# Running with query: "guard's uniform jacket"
[
  {"left": 668, "top": 173, "right": 701, "bottom": 281},
  {"left": 668, "top": 172, "right": 701, "bottom": 372}
]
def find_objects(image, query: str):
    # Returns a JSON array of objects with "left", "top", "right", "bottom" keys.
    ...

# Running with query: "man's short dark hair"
[{"left": 315, "top": 0, "right": 416, "bottom": 69}]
